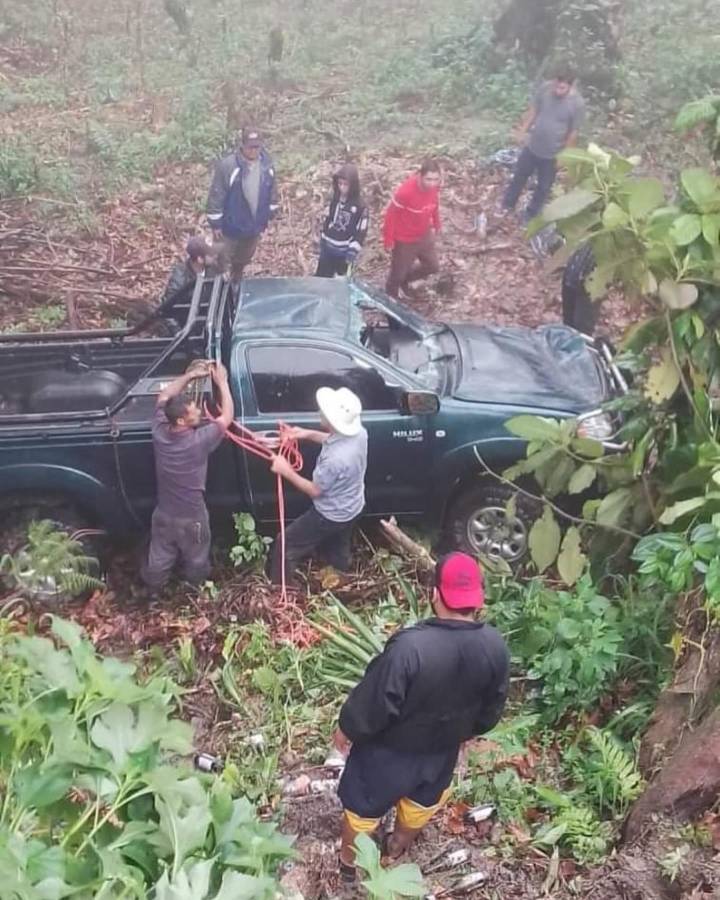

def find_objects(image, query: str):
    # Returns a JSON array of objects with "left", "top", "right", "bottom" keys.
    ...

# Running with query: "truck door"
[{"left": 236, "top": 341, "right": 432, "bottom": 524}]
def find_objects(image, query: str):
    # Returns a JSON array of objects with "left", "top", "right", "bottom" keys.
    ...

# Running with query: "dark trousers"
[
  {"left": 142, "top": 506, "right": 211, "bottom": 590},
  {"left": 316, "top": 248, "right": 350, "bottom": 278},
  {"left": 269, "top": 505, "right": 356, "bottom": 585},
  {"left": 214, "top": 235, "right": 259, "bottom": 283},
  {"left": 385, "top": 232, "right": 439, "bottom": 298},
  {"left": 503, "top": 147, "right": 557, "bottom": 220}
]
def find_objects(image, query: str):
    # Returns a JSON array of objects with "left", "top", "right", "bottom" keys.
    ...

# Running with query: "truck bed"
[{"left": 0, "top": 278, "right": 221, "bottom": 423}]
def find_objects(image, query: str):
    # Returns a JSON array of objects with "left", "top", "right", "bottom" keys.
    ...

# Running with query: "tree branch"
[{"left": 472, "top": 447, "right": 642, "bottom": 540}]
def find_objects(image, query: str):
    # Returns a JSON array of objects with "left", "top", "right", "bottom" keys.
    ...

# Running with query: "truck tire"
[
  {"left": 0, "top": 500, "right": 105, "bottom": 604},
  {"left": 562, "top": 244, "right": 597, "bottom": 335},
  {"left": 445, "top": 482, "right": 541, "bottom": 567}
]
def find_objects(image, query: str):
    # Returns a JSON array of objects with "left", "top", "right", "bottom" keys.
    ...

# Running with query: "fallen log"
[{"left": 379, "top": 517, "right": 436, "bottom": 574}]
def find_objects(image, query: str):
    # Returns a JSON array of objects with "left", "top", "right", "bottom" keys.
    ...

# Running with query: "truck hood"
[{"left": 450, "top": 323, "right": 608, "bottom": 412}]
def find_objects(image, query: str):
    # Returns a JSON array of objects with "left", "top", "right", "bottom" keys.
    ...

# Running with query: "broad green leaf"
[
  {"left": 596, "top": 488, "right": 633, "bottom": 528},
  {"left": 32, "top": 877, "right": 75, "bottom": 900},
  {"left": 586, "top": 143, "right": 612, "bottom": 167},
  {"left": 586, "top": 263, "right": 616, "bottom": 300},
  {"left": 626, "top": 177, "right": 665, "bottom": 219},
  {"left": 210, "top": 780, "right": 233, "bottom": 826},
  {"left": 354, "top": 833, "right": 380, "bottom": 877},
  {"left": 702, "top": 213, "right": 720, "bottom": 247},
  {"left": 571, "top": 437, "right": 604, "bottom": 459},
  {"left": 557, "top": 527, "right": 587, "bottom": 586},
  {"left": 659, "top": 496, "right": 707, "bottom": 525},
  {"left": 14, "top": 764, "right": 72, "bottom": 810},
  {"left": 365, "top": 864, "right": 426, "bottom": 898},
  {"left": 658, "top": 279, "right": 699, "bottom": 310},
  {"left": 12, "top": 637, "right": 82, "bottom": 697},
  {"left": 602, "top": 202, "right": 629, "bottom": 229},
  {"left": 51, "top": 616, "right": 95, "bottom": 675},
  {"left": 543, "top": 189, "right": 598, "bottom": 223},
  {"left": 669, "top": 213, "right": 702, "bottom": 246},
  {"left": 505, "top": 415, "right": 561, "bottom": 442},
  {"left": 557, "top": 147, "right": 600, "bottom": 166},
  {"left": 543, "top": 456, "right": 575, "bottom": 497},
  {"left": 680, "top": 167, "right": 720, "bottom": 212},
  {"left": 528, "top": 507, "right": 561, "bottom": 573},
  {"left": 557, "top": 617, "right": 582, "bottom": 640},
  {"left": 214, "top": 871, "right": 277, "bottom": 900},
  {"left": 90, "top": 700, "right": 189, "bottom": 770},
  {"left": 644, "top": 348, "right": 680, "bottom": 404},
  {"left": 568, "top": 464, "right": 597, "bottom": 494},
  {"left": 153, "top": 777, "right": 212, "bottom": 864},
  {"left": 252, "top": 666, "right": 279, "bottom": 696}
]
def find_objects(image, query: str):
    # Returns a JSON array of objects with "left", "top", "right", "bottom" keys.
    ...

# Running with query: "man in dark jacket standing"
[
  {"left": 316, "top": 164, "right": 369, "bottom": 278},
  {"left": 334, "top": 552, "right": 509, "bottom": 877},
  {"left": 207, "top": 127, "right": 279, "bottom": 285}
]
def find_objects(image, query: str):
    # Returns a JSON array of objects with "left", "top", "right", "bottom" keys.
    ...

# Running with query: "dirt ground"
[{"left": 0, "top": 151, "right": 638, "bottom": 339}]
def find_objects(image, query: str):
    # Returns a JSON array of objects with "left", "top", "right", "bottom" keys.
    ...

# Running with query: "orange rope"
[{"left": 208, "top": 413, "right": 303, "bottom": 602}]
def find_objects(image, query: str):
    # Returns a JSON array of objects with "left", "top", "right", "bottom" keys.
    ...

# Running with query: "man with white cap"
[{"left": 269, "top": 386, "right": 367, "bottom": 585}]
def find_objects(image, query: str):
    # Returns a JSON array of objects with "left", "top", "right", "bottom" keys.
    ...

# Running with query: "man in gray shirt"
[
  {"left": 269, "top": 386, "right": 368, "bottom": 585},
  {"left": 141, "top": 361, "right": 234, "bottom": 594},
  {"left": 502, "top": 66, "right": 585, "bottom": 222}
]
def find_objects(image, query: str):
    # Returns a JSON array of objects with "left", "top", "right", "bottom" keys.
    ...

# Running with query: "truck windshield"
[{"left": 349, "top": 281, "right": 456, "bottom": 394}]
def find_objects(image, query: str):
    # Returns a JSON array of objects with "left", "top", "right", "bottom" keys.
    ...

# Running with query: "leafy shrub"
[
  {"left": 487, "top": 576, "right": 624, "bottom": 722},
  {"left": 229, "top": 512, "right": 271, "bottom": 570},
  {"left": 0, "top": 616, "right": 293, "bottom": 897}
]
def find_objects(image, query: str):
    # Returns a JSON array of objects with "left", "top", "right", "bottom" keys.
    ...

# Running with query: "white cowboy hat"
[{"left": 316, "top": 386, "right": 363, "bottom": 437}]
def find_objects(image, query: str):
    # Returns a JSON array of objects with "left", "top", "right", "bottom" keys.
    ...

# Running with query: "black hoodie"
[{"left": 320, "top": 164, "right": 369, "bottom": 259}]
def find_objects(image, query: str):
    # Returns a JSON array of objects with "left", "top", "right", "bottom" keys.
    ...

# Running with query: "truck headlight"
[{"left": 577, "top": 412, "right": 614, "bottom": 441}]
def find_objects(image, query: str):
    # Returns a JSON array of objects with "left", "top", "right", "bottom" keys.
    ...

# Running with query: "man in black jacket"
[{"left": 334, "top": 552, "right": 509, "bottom": 877}]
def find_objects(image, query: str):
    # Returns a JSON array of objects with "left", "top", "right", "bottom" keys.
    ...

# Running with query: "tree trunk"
[
  {"left": 624, "top": 705, "right": 720, "bottom": 843},
  {"left": 493, "top": 0, "right": 561, "bottom": 66},
  {"left": 492, "top": 0, "right": 624, "bottom": 95},
  {"left": 624, "top": 592, "right": 720, "bottom": 843}
]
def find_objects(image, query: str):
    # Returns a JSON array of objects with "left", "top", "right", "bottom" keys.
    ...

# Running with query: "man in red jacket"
[{"left": 383, "top": 159, "right": 441, "bottom": 299}]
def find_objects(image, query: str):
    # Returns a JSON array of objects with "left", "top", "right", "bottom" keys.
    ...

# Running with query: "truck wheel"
[
  {"left": 0, "top": 502, "right": 105, "bottom": 604},
  {"left": 445, "top": 483, "right": 541, "bottom": 566}
]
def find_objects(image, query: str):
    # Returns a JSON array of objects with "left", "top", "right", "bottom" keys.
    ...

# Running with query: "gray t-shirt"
[
  {"left": 152, "top": 404, "right": 225, "bottom": 518},
  {"left": 312, "top": 428, "right": 368, "bottom": 523},
  {"left": 242, "top": 159, "right": 262, "bottom": 218},
  {"left": 528, "top": 83, "right": 586, "bottom": 160}
]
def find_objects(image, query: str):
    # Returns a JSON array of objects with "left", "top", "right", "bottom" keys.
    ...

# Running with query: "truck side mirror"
[{"left": 401, "top": 390, "right": 440, "bottom": 415}]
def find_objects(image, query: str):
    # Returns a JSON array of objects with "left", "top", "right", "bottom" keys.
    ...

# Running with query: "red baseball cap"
[{"left": 435, "top": 552, "right": 484, "bottom": 609}]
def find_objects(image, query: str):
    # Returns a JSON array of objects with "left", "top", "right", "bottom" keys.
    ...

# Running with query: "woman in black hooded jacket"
[{"left": 316, "top": 163, "right": 369, "bottom": 277}]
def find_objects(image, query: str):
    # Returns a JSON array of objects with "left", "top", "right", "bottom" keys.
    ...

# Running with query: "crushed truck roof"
[{"left": 234, "top": 277, "right": 353, "bottom": 337}]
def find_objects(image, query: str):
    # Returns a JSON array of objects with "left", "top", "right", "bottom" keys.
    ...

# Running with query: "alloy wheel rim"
[{"left": 466, "top": 505, "right": 528, "bottom": 562}]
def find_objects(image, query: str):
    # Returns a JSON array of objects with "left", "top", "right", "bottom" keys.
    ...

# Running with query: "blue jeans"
[{"left": 502, "top": 147, "right": 557, "bottom": 220}]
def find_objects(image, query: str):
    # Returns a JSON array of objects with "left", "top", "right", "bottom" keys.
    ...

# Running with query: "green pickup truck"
[{"left": 0, "top": 276, "right": 625, "bottom": 565}]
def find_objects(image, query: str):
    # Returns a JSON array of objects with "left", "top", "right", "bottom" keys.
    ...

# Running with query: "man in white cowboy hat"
[{"left": 269, "top": 386, "right": 368, "bottom": 585}]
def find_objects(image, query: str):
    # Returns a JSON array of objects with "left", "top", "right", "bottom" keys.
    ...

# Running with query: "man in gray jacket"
[{"left": 207, "top": 127, "right": 279, "bottom": 285}]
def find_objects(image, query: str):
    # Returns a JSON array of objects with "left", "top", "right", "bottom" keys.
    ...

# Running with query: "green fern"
[
  {"left": 580, "top": 727, "right": 644, "bottom": 818},
  {"left": 1, "top": 519, "right": 102, "bottom": 600},
  {"left": 534, "top": 803, "right": 612, "bottom": 865}
]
